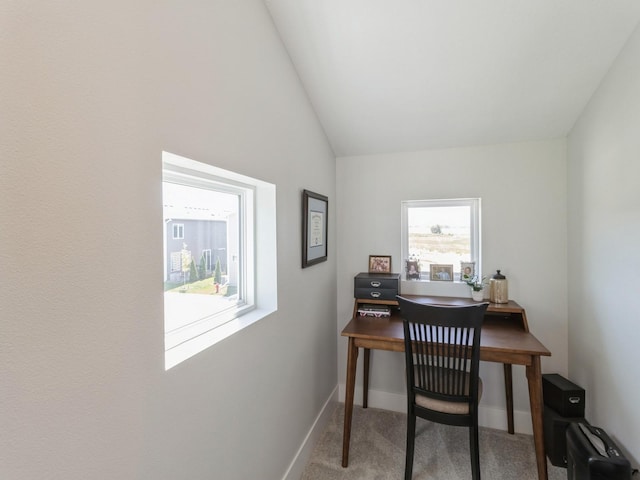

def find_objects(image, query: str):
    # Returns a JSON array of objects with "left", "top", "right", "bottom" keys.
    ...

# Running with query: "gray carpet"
[{"left": 301, "top": 405, "right": 567, "bottom": 480}]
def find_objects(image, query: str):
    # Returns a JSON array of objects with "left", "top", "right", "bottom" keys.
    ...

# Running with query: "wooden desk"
[
  {"left": 341, "top": 295, "right": 551, "bottom": 480},
  {"left": 354, "top": 295, "right": 531, "bottom": 435}
]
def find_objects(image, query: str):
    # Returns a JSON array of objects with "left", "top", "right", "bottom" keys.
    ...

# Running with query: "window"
[
  {"left": 162, "top": 151, "right": 277, "bottom": 369},
  {"left": 401, "top": 198, "right": 480, "bottom": 281},
  {"left": 172, "top": 223, "right": 184, "bottom": 239}
]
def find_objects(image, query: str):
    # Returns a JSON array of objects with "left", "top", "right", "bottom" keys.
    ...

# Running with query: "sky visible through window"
[{"left": 163, "top": 182, "right": 238, "bottom": 221}]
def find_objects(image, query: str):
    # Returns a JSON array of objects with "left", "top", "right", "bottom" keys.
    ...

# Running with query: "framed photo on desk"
[
  {"left": 460, "top": 261, "right": 475, "bottom": 281},
  {"left": 405, "top": 259, "right": 420, "bottom": 279},
  {"left": 369, "top": 255, "right": 392, "bottom": 273},
  {"left": 430, "top": 264, "right": 453, "bottom": 281}
]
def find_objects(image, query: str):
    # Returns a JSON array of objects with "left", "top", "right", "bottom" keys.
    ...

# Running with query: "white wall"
[
  {"left": 568, "top": 24, "right": 640, "bottom": 466},
  {"left": 336, "top": 140, "right": 568, "bottom": 432},
  {"left": 0, "top": 2, "right": 336, "bottom": 479}
]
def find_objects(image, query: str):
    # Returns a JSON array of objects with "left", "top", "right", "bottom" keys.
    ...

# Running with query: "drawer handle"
[
  {"left": 370, "top": 291, "right": 381, "bottom": 298},
  {"left": 569, "top": 397, "right": 581, "bottom": 404},
  {"left": 370, "top": 281, "right": 381, "bottom": 288}
]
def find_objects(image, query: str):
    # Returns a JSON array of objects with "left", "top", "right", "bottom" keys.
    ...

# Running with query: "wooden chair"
[{"left": 396, "top": 296, "right": 489, "bottom": 480}]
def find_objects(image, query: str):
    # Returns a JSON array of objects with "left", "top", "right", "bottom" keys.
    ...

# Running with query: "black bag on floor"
[{"left": 566, "top": 422, "right": 631, "bottom": 480}]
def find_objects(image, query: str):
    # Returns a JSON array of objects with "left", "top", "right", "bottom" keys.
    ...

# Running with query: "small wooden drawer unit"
[{"left": 354, "top": 272, "right": 400, "bottom": 301}]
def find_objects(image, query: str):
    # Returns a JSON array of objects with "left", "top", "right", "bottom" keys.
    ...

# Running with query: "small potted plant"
[{"left": 465, "top": 275, "right": 487, "bottom": 301}]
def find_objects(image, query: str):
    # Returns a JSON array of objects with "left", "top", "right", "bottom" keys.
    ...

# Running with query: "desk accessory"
[
  {"left": 357, "top": 304, "right": 391, "bottom": 317},
  {"left": 368, "top": 255, "right": 392, "bottom": 273},
  {"left": 354, "top": 272, "right": 400, "bottom": 301},
  {"left": 489, "top": 269, "right": 509, "bottom": 303},
  {"left": 353, "top": 272, "right": 400, "bottom": 318}
]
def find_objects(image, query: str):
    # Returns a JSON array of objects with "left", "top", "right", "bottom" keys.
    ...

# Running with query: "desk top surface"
[{"left": 343, "top": 295, "right": 550, "bottom": 359}]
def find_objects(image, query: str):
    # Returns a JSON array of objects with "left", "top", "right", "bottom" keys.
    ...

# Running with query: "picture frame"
[
  {"left": 302, "top": 189, "right": 328, "bottom": 268},
  {"left": 368, "top": 255, "right": 392, "bottom": 273},
  {"left": 460, "top": 261, "right": 476, "bottom": 282},
  {"left": 430, "top": 264, "right": 454, "bottom": 282},
  {"left": 405, "top": 260, "right": 421, "bottom": 280}
]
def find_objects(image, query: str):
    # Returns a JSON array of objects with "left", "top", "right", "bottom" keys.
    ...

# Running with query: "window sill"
[
  {"left": 400, "top": 279, "right": 472, "bottom": 298},
  {"left": 165, "top": 306, "right": 276, "bottom": 370}
]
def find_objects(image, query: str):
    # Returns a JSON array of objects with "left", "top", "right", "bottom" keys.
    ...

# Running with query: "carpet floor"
[{"left": 301, "top": 405, "right": 567, "bottom": 480}]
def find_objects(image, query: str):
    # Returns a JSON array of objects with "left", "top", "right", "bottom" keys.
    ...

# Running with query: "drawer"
[
  {"left": 354, "top": 272, "right": 400, "bottom": 290},
  {"left": 355, "top": 287, "right": 398, "bottom": 301}
]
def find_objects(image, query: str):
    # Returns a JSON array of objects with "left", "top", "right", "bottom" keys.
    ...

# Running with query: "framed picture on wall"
[
  {"left": 430, "top": 264, "right": 454, "bottom": 281},
  {"left": 302, "top": 189, "right": 328, "bottom": 268},
  {"left": 369, "top": 255, "right": 392, "bottom": 273}
]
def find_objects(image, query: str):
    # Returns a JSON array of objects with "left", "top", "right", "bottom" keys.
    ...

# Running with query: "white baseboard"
[
  {"left": 338, "top": 384, "right": 535, "bottom": 435},
  {"left": 281, "top": 385, "right": 339, "bottom": 480}
]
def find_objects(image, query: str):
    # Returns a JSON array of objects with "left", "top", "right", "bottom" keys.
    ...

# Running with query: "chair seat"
[{"left": 414, "top": 367, "right": 483, "bottom": 415}]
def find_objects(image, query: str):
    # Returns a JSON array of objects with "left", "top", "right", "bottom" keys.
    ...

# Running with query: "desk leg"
[
  {"left": 526, "top": 356, "right": 548, "bottom": 480},
  {"left": 342, "top": 337, "right": 358, "bottom": 467},
  {"left": 363, "top": 348, "right": 370, "bottom": 408},
  {"left": 503, "top": 363, "right": 514, "bottom": 434}
]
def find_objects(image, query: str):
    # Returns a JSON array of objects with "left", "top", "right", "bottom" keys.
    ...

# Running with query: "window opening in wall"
[
  {"left": 401, "top": 198, "right": 480, "bottom": 281},
  {"left": 162, "top": 151, "right": 277, "bottom": 369}
]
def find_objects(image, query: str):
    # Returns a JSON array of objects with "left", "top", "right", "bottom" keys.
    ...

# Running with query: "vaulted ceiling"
[{"left": 265, "top": 1, "right": 640, "bottom": 157}]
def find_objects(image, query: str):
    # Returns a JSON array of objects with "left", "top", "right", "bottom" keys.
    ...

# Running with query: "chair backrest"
[{"left": 397, "top": 296, "right": 489, "bottom": 407}]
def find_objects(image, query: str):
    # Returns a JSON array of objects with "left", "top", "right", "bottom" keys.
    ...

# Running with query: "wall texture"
[
  {"left": 568, "top": 24, "right": 640, "bottom": 466},
  {"left": 336, "top": 140, "right": 568, "bottom": 432},
  {"left": 0, "top": 1, "right": 336, "bottom": 479}
]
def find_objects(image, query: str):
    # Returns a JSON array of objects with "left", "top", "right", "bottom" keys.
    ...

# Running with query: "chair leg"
[
  {"left": 405, "top": 412, "right": 416, "bottom": 480},
  {"left": 469, "top": 424, "right": 481, "bottom": 480}
]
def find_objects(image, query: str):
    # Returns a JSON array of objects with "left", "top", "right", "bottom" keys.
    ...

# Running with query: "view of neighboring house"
[
  {"left": 164, "top": 219, "right": 227, "bottom": 283},
  {"left": 162, "top": 179, "right": 240, "bottom": 288}
]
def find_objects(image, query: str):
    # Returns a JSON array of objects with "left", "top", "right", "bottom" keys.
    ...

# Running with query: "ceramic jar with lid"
[{"left": 489, "top": 270, "right": 509, "bottom": 304}]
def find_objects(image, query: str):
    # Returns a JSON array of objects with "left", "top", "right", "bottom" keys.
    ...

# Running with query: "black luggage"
[{"left": 566, "top": 422, "right": 631, "bottom": 480}]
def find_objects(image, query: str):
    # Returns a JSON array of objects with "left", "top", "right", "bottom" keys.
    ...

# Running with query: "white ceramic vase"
[{"left": 471, "top": 289, "right": 484, "bottom": 301}]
